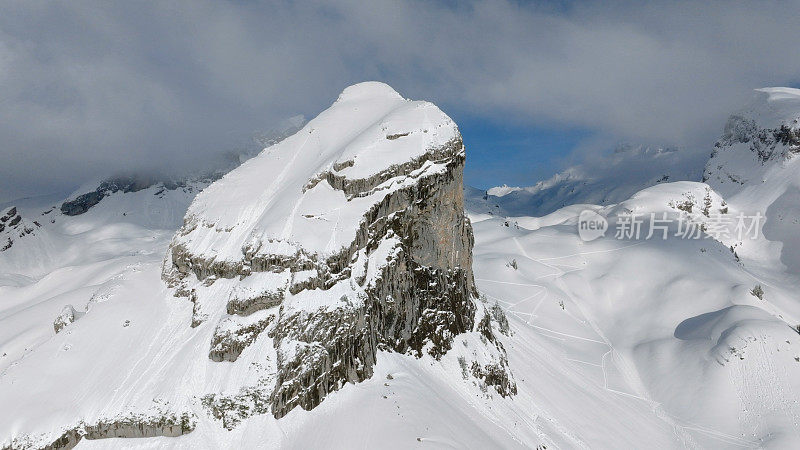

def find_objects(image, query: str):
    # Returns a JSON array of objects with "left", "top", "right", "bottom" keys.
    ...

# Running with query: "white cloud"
[{"left": 1, "top": 0, "right": 799, "bottom": 201}]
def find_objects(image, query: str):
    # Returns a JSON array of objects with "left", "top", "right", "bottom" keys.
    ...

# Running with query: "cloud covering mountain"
[{"left": 2, "top": 0, "right": 800, "bottom": 201}]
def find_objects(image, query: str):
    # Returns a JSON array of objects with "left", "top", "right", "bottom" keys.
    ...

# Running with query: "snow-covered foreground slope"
[
  {"left": 6, "top": 182, "right": 800, "bottom": 448},
  {"left": 0, "top": 184, "right": 202, "bottom": 378},
  {"left": 471, "top": 180, "right": 800, "bottom": 448}
]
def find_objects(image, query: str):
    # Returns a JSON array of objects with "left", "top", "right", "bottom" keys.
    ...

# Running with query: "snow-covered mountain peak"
[
  {"left": 0, "top": 82, "right": 516, "bottom": 449},
  {"left": 160, "top": 82, "right": 511, "bottom": 423},
  {"left": 174, "top": 82, "right": 460, "bottom": 264},
  {"left": 335, "top": 80, "right": 404, "bottom": 103}
]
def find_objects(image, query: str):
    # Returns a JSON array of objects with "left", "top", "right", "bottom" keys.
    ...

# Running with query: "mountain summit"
[{"left": 163, "top": 80, "right": 513, "bottom": 419}]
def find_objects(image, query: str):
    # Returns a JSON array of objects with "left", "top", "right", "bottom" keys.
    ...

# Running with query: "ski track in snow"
[
  {"left": 731, "top": 333, "right": 800, "bottom": 445},
  {"left": 280, "top": 131, "right": 317, "bottom": 241}
]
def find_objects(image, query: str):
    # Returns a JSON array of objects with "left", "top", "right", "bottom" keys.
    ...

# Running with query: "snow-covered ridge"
[
  {"left": 486, "top": 184, "right": 521, "bottom": 197},
  {"left": 169, "top": 81, "right": 459, "bottom": 268}
]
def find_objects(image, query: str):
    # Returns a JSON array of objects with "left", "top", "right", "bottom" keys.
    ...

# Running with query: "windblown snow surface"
[{"left": 2, "top": 85, "right": 800, "bottom": 448}]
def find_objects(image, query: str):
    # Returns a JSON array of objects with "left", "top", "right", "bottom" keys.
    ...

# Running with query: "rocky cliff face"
[
  {"left": 0, "top": 206, "right": 40, "bottom": 252},
  {"left": 5, "top": 411, "right": 196, "bottom": 450},
  {"left": 162, "top": 82, "right": 513, "bottom": 419},
  {"left": 703, "top": 87, "right": 800, "bottom": 197}
]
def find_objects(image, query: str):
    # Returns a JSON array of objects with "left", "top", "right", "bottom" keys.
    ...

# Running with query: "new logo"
[{"left": 578, "top": 210, "right": 608, "bottom": 241}]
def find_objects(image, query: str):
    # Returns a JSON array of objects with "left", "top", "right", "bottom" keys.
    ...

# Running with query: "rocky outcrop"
[
  {"left": 161, "top": 82, "right": 514, "bottom": 421},
  {"left": 708, "top": 115, "right": 800, "bottom": 166},
  {"left": 200, "top": 381, "right": 272, "bottom": 431},
  {"left": 0, "top": 206, "right": 39, "bottom": 252},
  {"left": 60, "top": 177, "right": 160, "bottom": 216},
  {"left": 5, "top": 411, "right": 196, "bottom": 450},
  {"left": 209, "top": 312, "right": 275, "bottom": 362},
  {"left": 703, "top": 87, "right": 800, "bottom": 195},
  {"left": 53, "top": 305, "right": 77, "bottom": 333}
]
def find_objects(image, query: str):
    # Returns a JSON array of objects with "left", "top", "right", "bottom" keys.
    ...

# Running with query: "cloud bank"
[{"left": 2, "top": 0, "right": 799, "bottom": 201}]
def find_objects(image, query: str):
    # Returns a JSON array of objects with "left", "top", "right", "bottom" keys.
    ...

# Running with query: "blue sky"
[{"left": 455, "top": 115, "right": 591, "bottom": 189}]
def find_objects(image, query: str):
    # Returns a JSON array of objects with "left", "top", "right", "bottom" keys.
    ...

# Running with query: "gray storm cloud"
[{"left": 1, "top": 0, "right": 799, "bottom": 201}]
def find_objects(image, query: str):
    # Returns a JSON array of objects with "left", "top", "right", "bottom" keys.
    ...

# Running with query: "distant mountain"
[
  {"left": 468, "top": 143, "right": 703, "bottom": 217},
  {"left": 57, "top": 116, "right": 307, "bottom": 219}
]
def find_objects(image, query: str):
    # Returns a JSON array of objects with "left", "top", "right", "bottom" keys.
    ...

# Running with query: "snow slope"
[
  {"left": 469, "top": 178, "right": 800, "bottom": 448},
  {"left": 0, "top": 183, "right": 203, "bottom": 381},
  {"left": 7, "top": 180, "right": 800, "bottom": 448}
]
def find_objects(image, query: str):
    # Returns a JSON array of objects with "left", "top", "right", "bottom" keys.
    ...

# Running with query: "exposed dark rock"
[
  {"left": 471, "top": 358, "right": 517, "bottom": 397},
  {"left": 227, "top": 290, "right": 284, "bottom": 316},
  {"left": 269, "top": 138, "right": 481, "bottom": 418},
  {"left": 1, "top": 207, "right": 17, "bottom": 222},
  {"left": 0, "top": 206, "right": 34, "bottom": 252},
  {"left": 209, "top": 314, "right": 275, "bottom": 362},
  {"left": 490, "top": 301, "right": 511, "bottom": 336},
  {"left": 59, "top": 174, "right": 218, "bottom": 216},
  {"left": 303, "top": 137, "right": 463, "bottom": 199},
  {"left": 270, "top": 302, "right": 374, "bottom": 416},
  {"left": 53, "top": 305, "right": 77, "bottom": 333},
  {"left": 201, "top": 382, "right": 272, "bottom": 430},
  {"left": 711, "top": 115, "right": 800, "bottom": 166},
  {"left": 386, "top": 132, "right": 410, "bottom": 140},
  {"left": 60, "top": 177, "right": 156, "bottom": 216}
]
